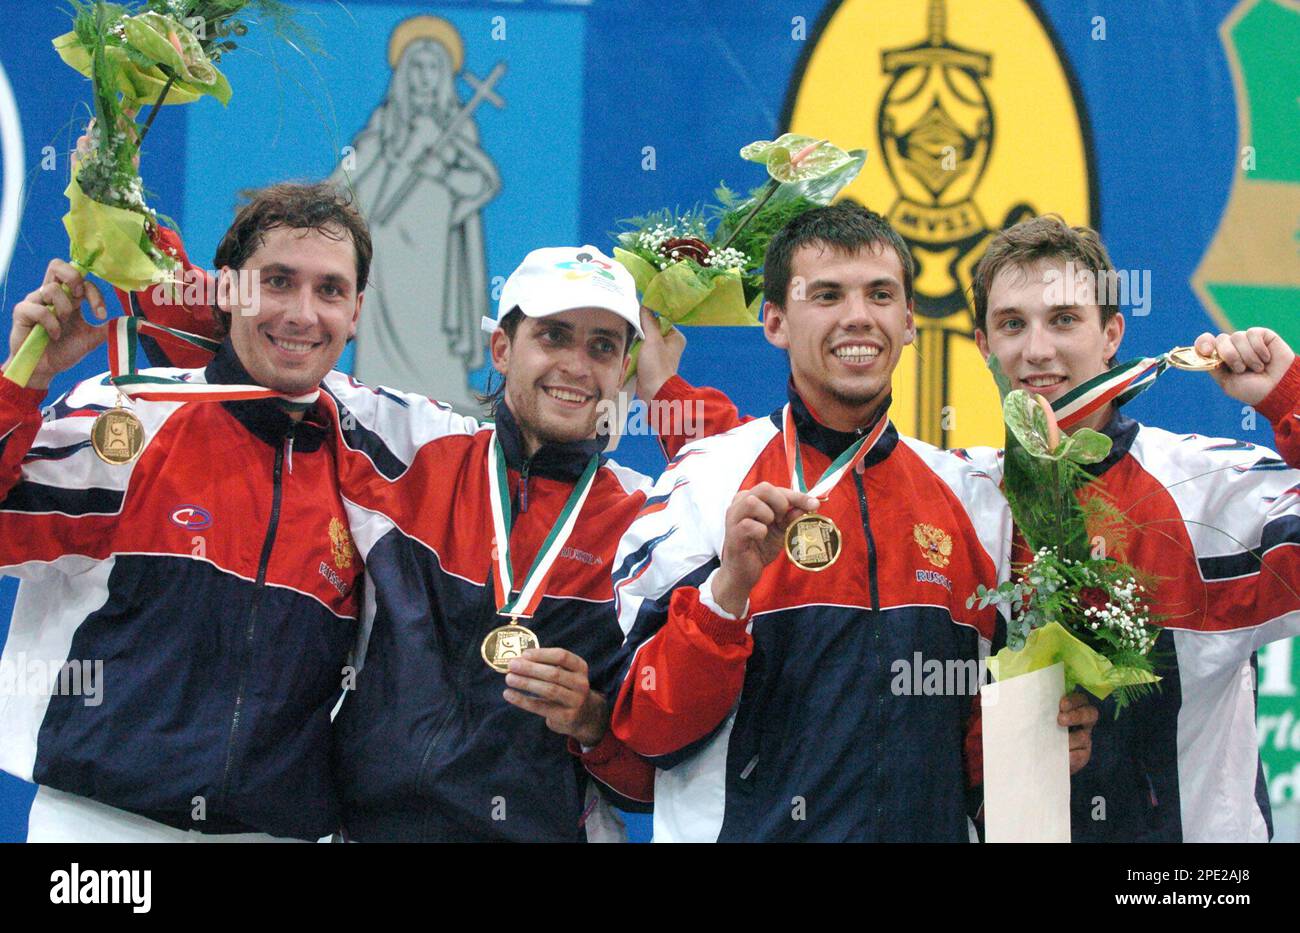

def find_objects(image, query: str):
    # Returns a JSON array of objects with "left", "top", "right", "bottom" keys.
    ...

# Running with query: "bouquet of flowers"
[
  {"left": 968, "top": 358, "right": 1161, "bottom": 711},
  {"left": 6, "top": 1, "right": 309, "bottom": 387},
  {"left": 612, "top": 134, "right": 865, "bottom": 373},
  {"left": 52, "top": 1, "right": 310, "bottom": 292}
]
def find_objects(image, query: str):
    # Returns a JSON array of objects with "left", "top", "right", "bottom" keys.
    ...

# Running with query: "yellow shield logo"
[{"left": 784, "top": 0, "right": 1095, "bottom": 448}]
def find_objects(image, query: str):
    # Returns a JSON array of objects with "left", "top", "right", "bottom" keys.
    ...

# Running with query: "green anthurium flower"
[
  {"left": 766, "top": 149, "right": 867, "bottom": 208},
  {"left": 122, "top": 12, "right": 221, "bottom": 89},
  {"left": 1004, "top": 389, "right": 1113, "bottom": 464},
  {"left": 54, "top": 22, "right": 230, "bottom": 107},
  {"left": 739, "top": 134, "right": 855, "bottom": 184},
  {"left": 1004, "top": 389, "right": 1056, "bottom": 458}
]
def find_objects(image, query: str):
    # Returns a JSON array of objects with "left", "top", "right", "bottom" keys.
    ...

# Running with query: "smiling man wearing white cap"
[
  {"left": 480, "top": 247, "right": 645, "bottom": 453},
  {"left": 326, "top": 244, "right": 730, "bottom": 841}
]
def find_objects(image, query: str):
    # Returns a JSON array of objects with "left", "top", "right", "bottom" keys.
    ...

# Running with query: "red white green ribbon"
[
  {"left": 1051, "top": 356, "right": 1167, "bottom": 431},
  {"left": 487, "top": 430, "right": 600, "bottom": 620},
  {"left": 107, "top": 316, "right": 318, "bottom": 407},
  {"left": 783, "top": 403, "right": 890, "bottom": 499}
]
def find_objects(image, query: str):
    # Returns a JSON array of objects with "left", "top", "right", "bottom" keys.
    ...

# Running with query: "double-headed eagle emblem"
[{"left": 913, "top": 523, "right": 952, "bottom": 568}]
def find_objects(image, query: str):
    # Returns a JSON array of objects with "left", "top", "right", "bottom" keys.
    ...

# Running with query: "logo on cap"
[{"left": 556, "top": 252, "right": 616, "bottom": 282}]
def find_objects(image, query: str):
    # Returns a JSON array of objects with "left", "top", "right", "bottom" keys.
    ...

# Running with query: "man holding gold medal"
[
  {"left": 966, "top": 215, "right": 1300, "bottom": 842},
  {"left": 324, "top": 246, "right": 735, "bottom": 841},
  {"left": 605, "top": 202, "right": 1098, "bottom": 842},
  {"left": 0, "top": 183, "right": 372, "bottom": 841}
]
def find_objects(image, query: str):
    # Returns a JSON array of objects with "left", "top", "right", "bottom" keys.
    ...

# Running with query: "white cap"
[{"left": 482, "top": 245, "right": 644, "bottom": 340}]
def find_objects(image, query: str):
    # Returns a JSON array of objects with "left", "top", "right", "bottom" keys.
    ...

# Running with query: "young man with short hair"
[
  {"left": 322, "top": 246, "right": 731, "bottom": 841},
  {"left": 970, "top": 214, "right": 1300, "bottom": 842},
  {"left": 0, "top": 183, "right": 371, "bottom": 841}
]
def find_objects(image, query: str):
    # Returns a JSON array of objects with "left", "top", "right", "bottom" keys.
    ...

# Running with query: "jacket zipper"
[
  {"left": 518, "top": 456, "right": 532, "bottom": 513},
  {"left": 853, "top": 469, "right": 880, "bottom": 611},
  {"left": 218, "top": 421, "right": 294, "bottom": 809}
]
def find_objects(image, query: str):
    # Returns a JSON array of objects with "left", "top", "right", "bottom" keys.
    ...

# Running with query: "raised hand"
[
  {"left": 710, "top": 482, "right": 820, "bottom": 618},
  {"left": 1195, "top": 327, "right": 1297, "bottom": 408},
  {"left": 1060, "top": 691, "right": 1099, "bottom": 775},
  {"left": 5, "top": 260, "right": 109, "bottom": 391},
  {"left": 633, "top": 306, "right": 686, "bottom": 401}
]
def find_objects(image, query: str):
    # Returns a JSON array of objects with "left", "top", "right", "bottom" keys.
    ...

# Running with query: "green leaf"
[
  {"left": 1059, "top": 427, "right": 1113, "bottom": 465},
  {"left": 986, "top": 354, "right": 1013, "bottom": 401},
  {"left": 714, "top": 182, "right": 741, "bottom": 208}
]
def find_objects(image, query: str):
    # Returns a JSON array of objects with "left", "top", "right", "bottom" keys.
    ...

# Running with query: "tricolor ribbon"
[
  {"left": 783, "top": 403, "right": 891, "bottom": 499},
  {"left": 486, "top": 430, "right": 600, "bottom": 620},
  {"left": 1051, "top": 356, "right": 1167, "bottom": 431},
  {"left": 107, "top": 316, "right": 318, "bottom": 408}
]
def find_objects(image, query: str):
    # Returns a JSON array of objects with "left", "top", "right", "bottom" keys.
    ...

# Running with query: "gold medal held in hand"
[
  {"left": 784, "top": 513, "right": 842, "bottom": 572},
  {"left": 90, "top": 404, "right": 145, "bottom": 465},
  {"left": 1166, "top": 346, "right": 1223, "bottom": 372},
  {"left": 481, "top": 621, "right": 539, "bottom": 673}
]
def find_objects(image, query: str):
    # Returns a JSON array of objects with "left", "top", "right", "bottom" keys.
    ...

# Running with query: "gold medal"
[
  {"left": 784, "top": 513, "right": 842, "bottom": 572},
  {"left": 1167, "top": 346, "right": 1223, "bottom": 372},
  {"left": 90, "top": 405, "right": 146, "bottom": 465},
  {"left": 481, "top": 622, "right": 539, "bottom": 673}
]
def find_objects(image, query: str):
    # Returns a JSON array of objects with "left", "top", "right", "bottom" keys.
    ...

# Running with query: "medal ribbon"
[
  {"left": 107, "top": 317, "right": 319, "bottom": 408},
  {"left": 486, "top": 430, "right": 600, "bottom": 620},
  {"left": 783, "top": 403, "right": 891, "bottom": 500},
  {"left": 1051, "top": 356, "right": 1167, "bottom": 431}
]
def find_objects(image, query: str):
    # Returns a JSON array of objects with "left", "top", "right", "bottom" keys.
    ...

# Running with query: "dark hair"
[
  {"left": 971, "top": 214, "right": 1118, "bottom": 333},
  {"left": 764, "top": 201, "right": 914, "bottom": 309},
  {"left": 210, "top": 182, "right": 372, "bottom": 336},
  {"left": 477, "top": 308, "right": 525, "bottom": 414},
  {"left": 476, "top": 307, "right": 638, "bottom": 415}
]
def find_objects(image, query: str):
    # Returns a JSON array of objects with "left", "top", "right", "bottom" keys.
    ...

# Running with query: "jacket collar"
[
  {"left": 1083, "top": 407, "right": 1139, "bottom": 478},
  {"left": 492, "top": 399, "right": 605, "bottom": 483},
  {"left": 206, "top": 339, "right": 329, "bottom": 451},
  {"left": 770, "top": 379, "right": 899, "bottom": 467}
]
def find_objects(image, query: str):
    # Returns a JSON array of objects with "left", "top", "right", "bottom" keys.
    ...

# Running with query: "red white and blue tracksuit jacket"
[
  {"left": 607, "top": 386, "right": 1011, "bottom": 842},
  {"left": 0, "top": 341, "right": 362, "bottom": 839},
  {"left": 323, "top": 379, "right": 722, "bottom": 841},
  {"left": 955, "top": 359, "right": 1300, "bottom": 842}
]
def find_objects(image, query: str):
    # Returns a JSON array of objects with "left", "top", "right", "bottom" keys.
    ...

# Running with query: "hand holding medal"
[
  {"left": 1050, "top": 333, "right": 1291, "bottom": 433},
  {"left": 1189, "top": 327, "right": 1296, "bottom": 409},
  {"left": 710, "top": 482, "right": 821, "bottom": 619},
  {"left": 500, "top": 647, "right": 608, "bottom": 746}
]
